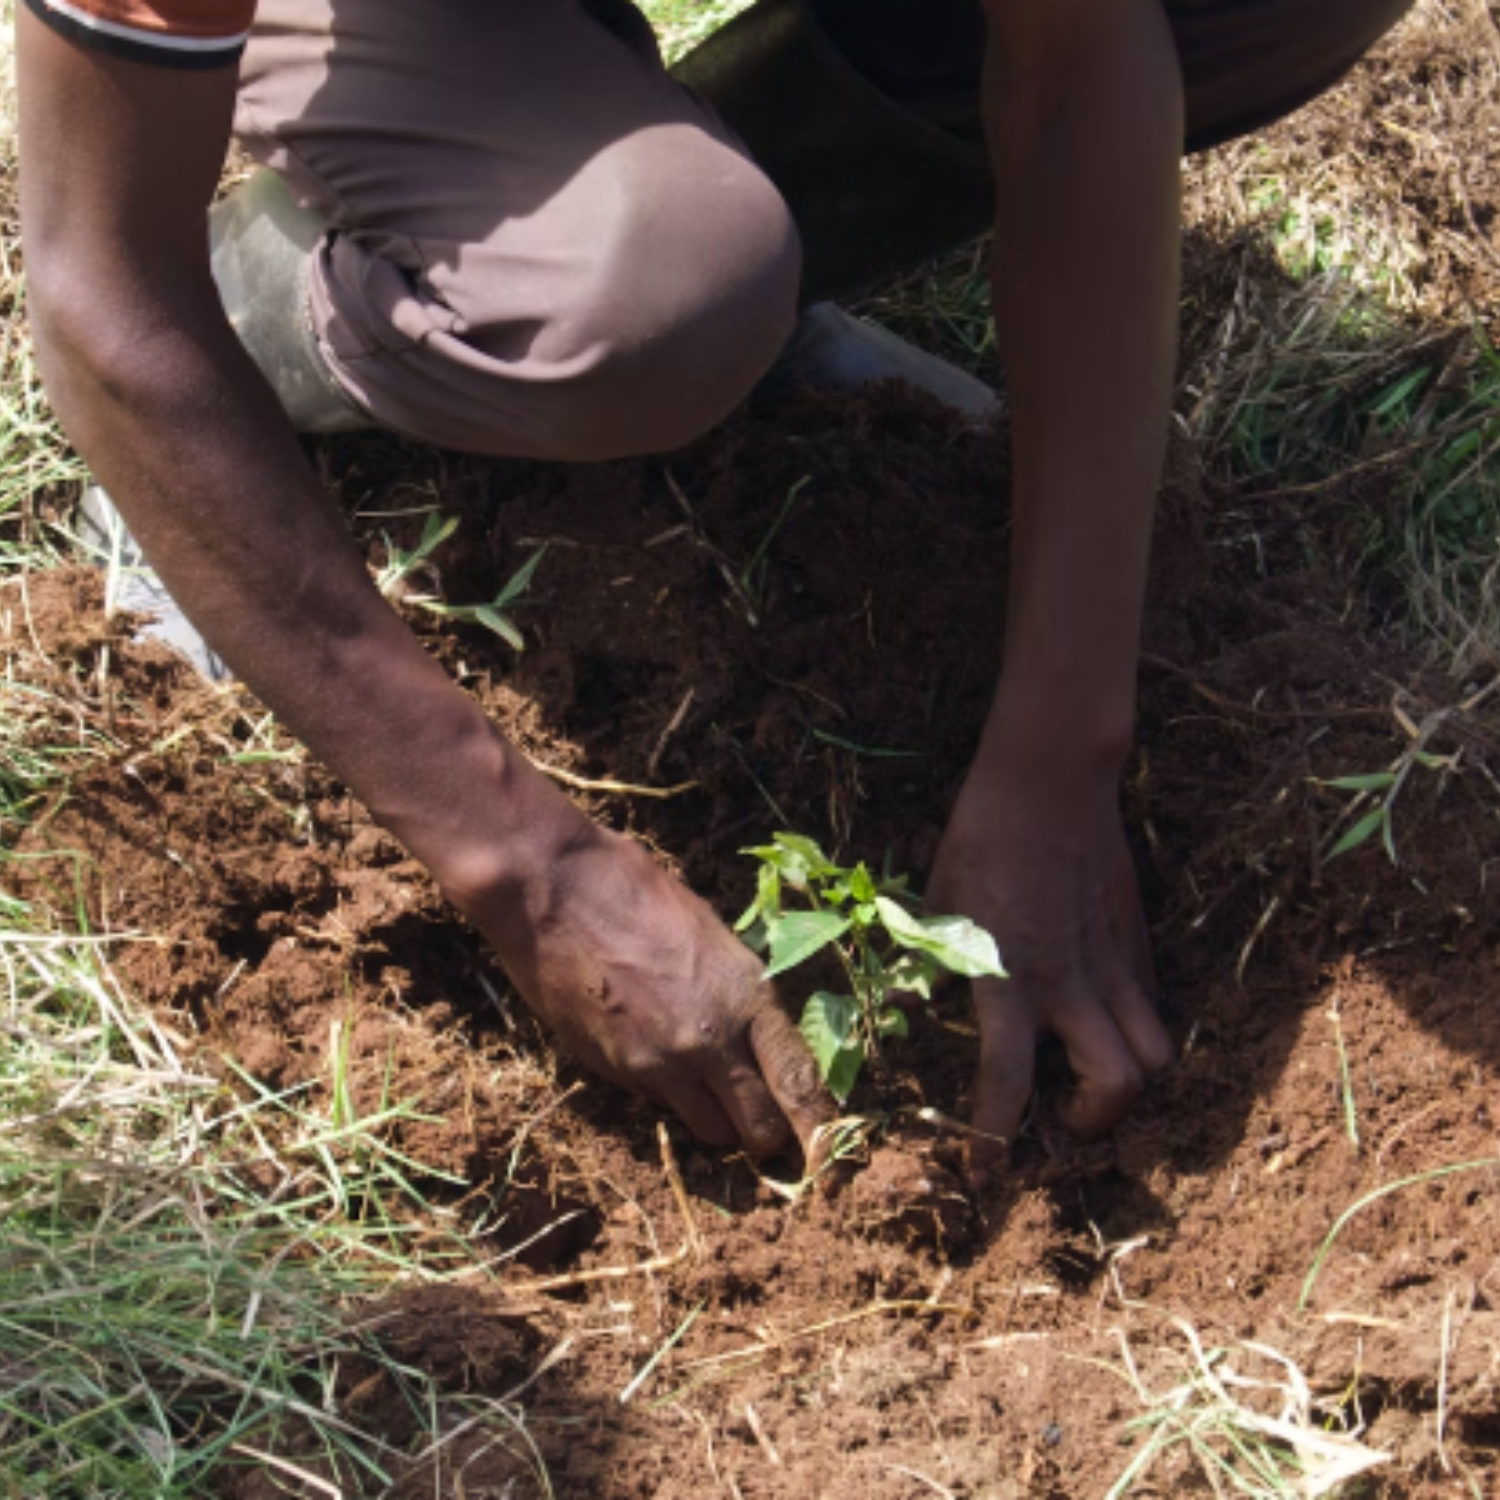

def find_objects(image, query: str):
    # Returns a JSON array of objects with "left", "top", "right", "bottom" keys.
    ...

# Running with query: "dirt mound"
[{"left": 10, "top": 374, "right": 1497, "bottom": 1495}]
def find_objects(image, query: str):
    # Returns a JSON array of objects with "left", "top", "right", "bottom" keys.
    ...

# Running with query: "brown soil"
[
  {"left": 8, "top": 9, "right": 1500, "bottom": 1497},
  {"left": 12, "top": 378, "right": 1499, "bottom": 1497}
]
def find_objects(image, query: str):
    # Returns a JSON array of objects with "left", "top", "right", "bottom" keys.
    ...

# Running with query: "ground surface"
[
  {"left": 8, "top": 4, "right": 1500, "bottom": 1498},
  {"left": 15, "top": 377, "right": 1499, "bottom": 1496}
]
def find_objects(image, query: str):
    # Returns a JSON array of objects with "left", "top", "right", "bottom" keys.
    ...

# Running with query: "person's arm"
[
  {"left": 928, "top": 0, "right": 1178, "bottom": 1183},
  {"left": 18, "top": 8, "right": 831, "bottom": 1155}
]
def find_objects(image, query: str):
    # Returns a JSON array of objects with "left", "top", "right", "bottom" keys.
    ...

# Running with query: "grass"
[
  {"left": 0, "top": 900, "right": 557, "bottom": 1496},
  {"left": 1104, "top": 1319, "right": 1390, "bottom": 1499}
]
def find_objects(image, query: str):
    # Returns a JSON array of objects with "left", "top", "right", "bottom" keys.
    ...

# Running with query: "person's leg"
[
  {"left": 675, "top": 0, "right": 1418, "bottom": 303},
  {"left": 230, "top": 0, "right": 801, "bottom": 459}
]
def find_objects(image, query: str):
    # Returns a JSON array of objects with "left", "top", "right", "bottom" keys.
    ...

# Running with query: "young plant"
[
  {"left": 1316, "top": 735, "right": 1453, "bottom": 863},
  {"left": 414, "top": 542, "right": 548, "bottom": 651},
  {"left": 737, "top": 832, "right": 1005, "bottom": 1102},
  {"left": 376, "top": 510, "right": 459, "bottom": 600}
]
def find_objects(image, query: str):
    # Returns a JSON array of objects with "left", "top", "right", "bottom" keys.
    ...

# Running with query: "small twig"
[
  {"left": 647, "top": 687, "right": 695, "bottom": 782},
  {"left": 504, "top": 1243, "right": 689, "bottom": 1297},
  {"left": 228, "top": 1445, "right": 344, "bottom": 1499},
  {"left": 664, "top": 469, "right": 760, "bottom": 628},
  {"left": 886, "top": 1464, "right": 956, "bottom": 1499},
  {"left": 1235, "top": 894, "right": 1281, "bottom": 984},
  {"left": 1437, "top": 1289, "right": 1456, "bottom": 1473},
  {"left": 915, "top": 1106, "right": 1010, "bottom": 1148},
  {"left": 620, "top": 1301, "right": 703, "bottom": 1405},
  {"left": 658, "top": 1122, "right": 704, "bottom": 1261},
  {"left": 743, "top": 1403, "right": 782, "bottom": 1467},
  {"left": 1141, "top": 654, "right": 1389, "bottom": 722},
  {"left": 527, "top": 756, "right": 697, "bottom": 800},
  {"left": 682, "top": 1299, "right": 975, "bottom": 1371}
]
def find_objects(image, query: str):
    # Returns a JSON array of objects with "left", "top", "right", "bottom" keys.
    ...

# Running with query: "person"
[{"left": 17, "top": 0, "right": 1413, "bottom": 1186}]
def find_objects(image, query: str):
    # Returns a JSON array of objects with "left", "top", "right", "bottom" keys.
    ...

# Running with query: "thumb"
[
  {"left": 968, "top": 977, "right": 1037, "bottom": 1191},
  {"left": 748, "top": 996, "right": 837, "bottom": 1163}
]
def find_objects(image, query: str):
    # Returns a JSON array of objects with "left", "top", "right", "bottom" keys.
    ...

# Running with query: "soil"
[
  {"left": 8, "top": 10, "right": 1500, "bottom": 1498},
  {"left": 13, "top": 378, "right": 1498, "bottom": 1497}
]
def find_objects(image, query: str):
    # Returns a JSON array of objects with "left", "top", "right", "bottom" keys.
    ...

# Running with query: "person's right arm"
[{"left": 17, "top": 8, "right": 832, "bottom": 1156}]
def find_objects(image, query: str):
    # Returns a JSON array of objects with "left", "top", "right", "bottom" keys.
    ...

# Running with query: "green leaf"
[
  {"left": 493, "top": 544, "right": 548, "bottom": 609},
  {"left": 738, "top": 915, "right": 769, "bottom": 954},
  {"left": 887, "top": 950, "right": 942, "bottom": 1000},
  {"left": 774, "top": 832, "right": 837, "bottom": 879},
  {"left": 1327, "top": 806, "right": 1387, "bottom": 860},
  {"left": 742, "top": 833, "right": 836, "bottom": 891},
  {"left": 874, "top": 897, "right": 1005, "bottom": 979},
  {"left": 849, "top": 862, "right": 877, "bottom": 904},
  {"left": 763, "top": 910, "right": 851, "bottom": 979},
  {"left": 1318, "top": 772, "right": 1398, "bottom": 792},
  {"left": 799, "top": 991, "right": 864, "bottom": 1102},
  {"left": 876, "top": 1006, "right": 909, "bottom": 1039},
  {"left": 474, "top": 605, "right": 525, "bottom": 650},
  {"left": 416, "top": 511, "right": 461, "bottom": 558}
]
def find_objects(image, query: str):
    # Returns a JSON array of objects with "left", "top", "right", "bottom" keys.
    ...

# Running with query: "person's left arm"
[{"left": 927, "top": 0, "right": 1181, "bottom": 1183}]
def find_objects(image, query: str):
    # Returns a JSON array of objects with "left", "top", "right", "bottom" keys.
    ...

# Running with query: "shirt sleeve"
[{"left": 23, "top": 0, "right": 255, "bottom": 69}]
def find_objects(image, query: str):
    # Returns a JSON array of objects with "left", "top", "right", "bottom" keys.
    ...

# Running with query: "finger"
[
  {"left": 1051, "top": 992, "right": 1144, "bottom": 1139},
  {"left": 968, "top": 976, "right": 1038, "bottom": 1190},
  {"left": 1105, "top": 874, "right": 1174, "bottom": 1074},
  {"left": 1110, "top": 977, "right": 1175, "bottom": 1076},
  {"left": 747, "top": 1001, "right": 836, "bottom": 1159},
  {"left": 704, "top": 1042, "right": 794, "bottom": 1158},
  {"left": 656, "top": 1077, "right": 739, "bottom": 1149}
]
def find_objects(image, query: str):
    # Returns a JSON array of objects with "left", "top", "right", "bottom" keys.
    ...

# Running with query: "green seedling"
[
  {"left": 375, "top": 510, "right": 459, "bottom": 599},
  {"left": 1316, "top": 742, "right": 1453, "bottom": 863},
  {"left": 414, "top": 543, "right": 548, "bottom": 651},
  {"left": 737, "top": 832, "right": 1004, "bottom": 1102}
]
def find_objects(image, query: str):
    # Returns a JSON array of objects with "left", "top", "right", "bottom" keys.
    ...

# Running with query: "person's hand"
[
  {"left": 452, "top": 803, "right": 834, "bottom": 1158},
  {"left": 926, "top": 751, "right": 1174, "bottom": 1188}
]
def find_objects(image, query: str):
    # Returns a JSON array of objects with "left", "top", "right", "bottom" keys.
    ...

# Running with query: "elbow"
[
  {"left": 26, "top": 260, "right": 127, "bottom": 421},
  {"left": 24, "top": 255, "right": 204, "bottom": 434}
]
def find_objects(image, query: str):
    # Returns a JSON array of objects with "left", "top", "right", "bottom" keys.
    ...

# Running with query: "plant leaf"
[
  {"left": 1318, "top": 772, "right": 1398, "bottom": 792},
  {"left": 738, "top": 915, "right": 769, "bottom": 954},
  {"left": 849, "top": 862, "right": 877, "bottom": 904},
  {"left": 742, "top": 835, "right": 832, "bottom": 891},
  {"left": 874, "top": 897, "right": 1005, "bottom": 979},
  {"left": 492, "top": 544, "right": 548, "bottom": 609},
  {"left": 876, "top": 1006, "right": 909, "bottom": 1039},
  {"left": 1327, "top": 806, "right": 1387, "bottom": 860},
  {"left": 763, "top": 911, "right": 851, "bottom": 979},
  {"left": 887, "top": 950, "right": 942, "bottom": 1000},
  {"left": 474, "top": 605, "right": 525, "bottom": 650},
  {"left": 799, "top": 991, "right": 864, "bottom": 1102},
  {"left": 771, "top": 832, "right": 839, "bottom": 888}
]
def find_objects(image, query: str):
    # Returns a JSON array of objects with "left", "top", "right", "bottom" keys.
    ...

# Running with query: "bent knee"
[
  {"left": 317, "top": 128, "right": 801, "bottom": 460},
  {"left": 533, "top": 136, "right": 802, "bottom": 460}
]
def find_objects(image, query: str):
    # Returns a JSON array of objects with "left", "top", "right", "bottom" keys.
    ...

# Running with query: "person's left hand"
[{"left": 926, "top": 749, "right": 1175, "bottom": 1188}]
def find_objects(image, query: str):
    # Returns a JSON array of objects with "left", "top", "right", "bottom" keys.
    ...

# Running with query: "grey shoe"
[
  {"left": 760, "top": 302, "right": 1000, "bottom": 421},
  {"left": 209, "top": 169, "right": 371, "bottom": 435},
  {"left": 78, "top": 485, "right": 231, "bottom": 684}
]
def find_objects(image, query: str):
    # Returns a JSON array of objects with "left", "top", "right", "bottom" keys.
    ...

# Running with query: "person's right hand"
[{"left": 450, "top": 796, "right": 834, "bottom": 1158}]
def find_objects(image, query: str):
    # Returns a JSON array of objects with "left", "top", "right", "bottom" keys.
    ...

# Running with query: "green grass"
[
  {"left": 642, "top": 0, "right": 752, "bottom": 61},
  {"left": 0, "top": 902, "right": 554, "bottom": 1496}
]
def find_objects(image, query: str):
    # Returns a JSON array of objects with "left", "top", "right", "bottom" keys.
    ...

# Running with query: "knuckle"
[
  {"left": 1100, "top": 1058, "right": 1146, "bottom": 1103},
  {"left": 742, "top": 1114, "right": 793, "bottom": 1157}
]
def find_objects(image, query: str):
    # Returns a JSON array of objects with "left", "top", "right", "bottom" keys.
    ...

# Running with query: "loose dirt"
[{"left": 13, "top": 377, "right": 1498, "bottom": 1497}]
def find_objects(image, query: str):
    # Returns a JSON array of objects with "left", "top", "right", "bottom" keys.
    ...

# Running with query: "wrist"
[
  {"left": 975, "top": 676, "right": 1136, "bottom": 782},
  {"left": 368, "top": 708, "right": 593, "bottom": 920}
]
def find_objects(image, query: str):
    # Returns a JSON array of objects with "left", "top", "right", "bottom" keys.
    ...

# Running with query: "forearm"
[
  {"left": 980, "top": 0, "right": 1182, "bottom": 770},
  {"left": 34, "top": 292, "right": 571, "bottom": 902}
]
